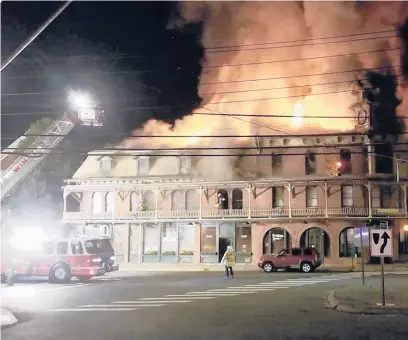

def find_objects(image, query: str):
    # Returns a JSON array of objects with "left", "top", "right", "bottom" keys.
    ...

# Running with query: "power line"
[
  {"left": 2, "top": 50, "right": 401, "bottom": 80},
  {"left": 2, "top": 151, "right": 407, "bottom": 160},
  {"left": 4, "top": 142, "right": 408, "bottom": 152},
  {"left": 2, "top": 67, "right": 401, "bottom": 98},
  {"left": 199, "top": 75, "right": 403, "bottom": 96},
  {"left": 205, "top": 29, "right": 397, "bottom": 50},
  {"left": 199, "top": 106, "right": 408, "bottom": 165},
  {"left": 207, "top": 35, "right": 396, "bottom": 53},
  {"left": 192, "top": 112, "right": 408, "bottom": 120},
  {"left": 14, "top": 34, "right": 396, "bottom": 63},
  {"left": 10, "top": 30, "right": 397, "bottom": 63},
  {"left": 202, "top": 48, "right": 399, "bottom": 69},
  {"left": 199, "top": 65, "right": 400, "bottom": 85},
  {"left": 0, "top": 132, "right": 368, "bottom": 141}
]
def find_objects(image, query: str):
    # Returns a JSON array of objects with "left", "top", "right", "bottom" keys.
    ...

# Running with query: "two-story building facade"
[{"left": 62, "top": 133, "right": 408, "bottom": 268}]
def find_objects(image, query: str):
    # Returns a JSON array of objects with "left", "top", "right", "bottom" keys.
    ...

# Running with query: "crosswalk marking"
[
  {"left": 51, "top": 308, "right": 138, "bottom": 312},
  {"left": 165, "top": 295, "right": 219, "bottom": 298},
  {"left": 80, "top": 304, "right": 165, "bottom": 307},
  {"left": 50, "top": 273, "right": 362, "bottom": 313}
]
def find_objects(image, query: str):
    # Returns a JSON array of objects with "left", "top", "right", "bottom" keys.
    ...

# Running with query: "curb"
[
  {"left": 326, "top": 291, "right": 408, "bottom": 316},
  {"left": 1, "top": 309, "right": 18, "bottom": 328}
]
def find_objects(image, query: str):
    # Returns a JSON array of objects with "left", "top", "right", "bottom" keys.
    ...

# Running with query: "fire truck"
[
  {"left": 1, "top": 92, "right": 104, "bottom": 202},
  {"left": 1, "top": 228, "right": 118, "bottom": 283}
]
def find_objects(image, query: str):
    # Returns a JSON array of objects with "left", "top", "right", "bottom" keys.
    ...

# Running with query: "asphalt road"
[{"left": 2, "top": 271, "right": 407, "bottom": 340}]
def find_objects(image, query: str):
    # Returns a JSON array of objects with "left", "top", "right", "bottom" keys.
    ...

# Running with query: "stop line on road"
[{"left": 49, "top": 273, "right": 365, "bottom": 313}]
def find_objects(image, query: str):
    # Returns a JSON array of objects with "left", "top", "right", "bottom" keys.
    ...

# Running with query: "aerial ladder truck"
[{"left": 1, "top": 94, "right": 104, "bottom": 202}]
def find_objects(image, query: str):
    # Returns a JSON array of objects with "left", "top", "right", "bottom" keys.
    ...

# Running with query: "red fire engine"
[{"left": 1, "top": 230, "right": 119, "bottom": 283}]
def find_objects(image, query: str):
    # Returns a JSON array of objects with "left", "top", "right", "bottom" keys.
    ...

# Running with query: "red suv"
[{"left": 258, "top": 247, "right": 322, "bottom": 273}]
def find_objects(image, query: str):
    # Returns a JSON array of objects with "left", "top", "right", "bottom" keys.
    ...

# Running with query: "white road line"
[
  {"left": 51, "top": 308, "right": 138, "bottom": 312},
  {"left": 226, "top": 288, "right": 276, "bottom": 291},
  {"left": 259, "top": 282, "right": 317, "bottom": 285},
  {"left": 80, "top": 304, "right": 165, "bottom": 307},
  {"left": 206, "top": 290, "right": 255, "bottom": 294},
  {"left": 285, "top": 280, "right": 330, "bottom": 283},
  {"left": 165, "top": 295, "right": 219, "bottom": 298},
  {"left": 140, "top": 297, "right": 211, "bottom": 301},
  {"left": 118, "top": 299, "right": 192, "bottom": 303},
  {"left": 187, "top": 291, "right": 243, "bottom": 295}
]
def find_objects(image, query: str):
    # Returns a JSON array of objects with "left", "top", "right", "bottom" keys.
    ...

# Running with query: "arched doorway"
[
  {"left": 300, "top": 227, "right": 330, "bottom": 257},
  {"left": 263, "top": 228, "right": 292, "bottom": 254},
  {"left": 217, "top": 189, "right": 228, "bottom": 210},
  {"left": 339, "top": 227, "right": 361, "bottom": 257}
]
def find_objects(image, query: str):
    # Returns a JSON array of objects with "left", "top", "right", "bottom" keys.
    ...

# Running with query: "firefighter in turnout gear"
[{"left": 220, "top": 246, "right": 235, "bottom": 278}]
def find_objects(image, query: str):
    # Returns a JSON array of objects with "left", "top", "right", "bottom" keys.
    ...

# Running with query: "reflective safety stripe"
[{"left": 72, "top": 266, "right": 101, "bottom": 270}]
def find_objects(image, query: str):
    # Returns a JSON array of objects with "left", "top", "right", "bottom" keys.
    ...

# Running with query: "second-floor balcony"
[
  {"left": 63, "top": 206, "right": 407, "bottom": 223},
  {"left": 62, "top": 177, "right": 408, "bottom": 223}
]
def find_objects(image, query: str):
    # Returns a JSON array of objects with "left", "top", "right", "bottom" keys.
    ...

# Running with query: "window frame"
[
  {"left": 341, "top": 185, "right": 354, "bottom": 207},
  {"left": 306, "top": 186, "right": 318, "bottom": 208},
  {"left": 137, "top": 156, "right": 150, "bottom": 176}
]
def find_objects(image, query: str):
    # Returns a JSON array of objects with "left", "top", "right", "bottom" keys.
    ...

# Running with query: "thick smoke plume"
[{"left": 122, "top": 2, "right": 408, "bottom": 180}]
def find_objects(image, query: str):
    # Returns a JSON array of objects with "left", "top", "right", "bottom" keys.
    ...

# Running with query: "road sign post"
[
  {"left": 370, "top": 229, "right": 393, "bottom": 307},
  {"left": 360, "top": 227, "right": 365, "bottom": 286}
]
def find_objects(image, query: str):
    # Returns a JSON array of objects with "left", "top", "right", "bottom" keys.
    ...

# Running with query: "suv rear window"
[{"left": 84, "top": 239, "right": 114, "bottom": 254}]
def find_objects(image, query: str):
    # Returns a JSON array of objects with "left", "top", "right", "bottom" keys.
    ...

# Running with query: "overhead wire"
[
  {"left": 10, "top": 29, "right": 398, "bottom": 62},
  {"left": 4, "top": 142, "right": 408, "bottom": 152},
  {"left": 202, "top": 48, "right": 400, "bottom": 69}
]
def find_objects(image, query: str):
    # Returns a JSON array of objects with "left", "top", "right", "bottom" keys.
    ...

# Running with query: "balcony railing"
[{"left": 63, "top": 206, "right": 407, "bottom": 222}]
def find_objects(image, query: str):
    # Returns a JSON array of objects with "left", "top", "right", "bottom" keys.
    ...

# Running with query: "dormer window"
[
  {"left": 137, "top": 156, "right": 150, "bottom": 176},
  {"left": 98, "top": 156, "right": 113, "bottom": 172},
  {"left": 180, "top": 155, "right": 192, "bottom": 174}
]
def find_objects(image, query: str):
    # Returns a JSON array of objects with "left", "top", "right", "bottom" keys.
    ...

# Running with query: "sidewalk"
[
  {"left": 0, "top": 308, "right": 18, "bottom": 328},
  {"left": 116, "top": 262, "right": 408, "bottom": 273},
  {"left": 326, "top": 275, "right": 408, "bottom": 315}
]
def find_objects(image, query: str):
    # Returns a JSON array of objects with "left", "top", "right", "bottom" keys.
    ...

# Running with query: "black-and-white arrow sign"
[{"left": 370, "top": 229, "right": 393, "bottom": 257}]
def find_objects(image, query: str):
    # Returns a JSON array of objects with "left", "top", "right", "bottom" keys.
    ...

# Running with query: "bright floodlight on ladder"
[
  {"left": 68, "top": 90, "right": 104, "bottom": 127},
  {"left": 68, "top": 90, "right": 93, "bottom": 109}
]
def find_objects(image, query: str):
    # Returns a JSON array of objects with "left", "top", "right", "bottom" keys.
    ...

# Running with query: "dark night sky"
[{"left": 1, "top": 1, "right": 203, "bottom": 149}]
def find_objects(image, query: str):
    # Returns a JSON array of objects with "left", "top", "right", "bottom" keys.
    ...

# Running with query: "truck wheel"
[
  {"left": 300, "top": 261, "right": 314, "bottom": 273},
  {"left": 50, "top": 264, "right": 72, "bottom": 283},
  {"left": 77, "top": 276, "right": 92, "bottom": 282},
  {"left": 263, "top": 262, "right": 274, "bottom": 273}
]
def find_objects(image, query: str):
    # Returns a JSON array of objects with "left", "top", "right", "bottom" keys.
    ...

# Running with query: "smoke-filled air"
[{"left": 121, "top": 1, "right": 408, "bottom": 180}]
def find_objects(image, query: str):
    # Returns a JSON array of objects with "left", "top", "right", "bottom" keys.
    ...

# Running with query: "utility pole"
[{"left": 1, "top": 1, "right": 72, "bottom": 72}]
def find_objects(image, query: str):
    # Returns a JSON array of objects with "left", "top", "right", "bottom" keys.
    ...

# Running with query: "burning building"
[{"left": 63, "top": 2, "right": 408, "bottom": 267}]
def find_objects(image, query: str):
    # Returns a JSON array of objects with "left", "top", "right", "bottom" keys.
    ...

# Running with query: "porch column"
[
  {"left": 124, "top": 223, "right": 130, "bottom": 264},
  {"left": 63, "top": 190, "right": 67, "bottom": 212},
  {"left": 367, "top": 183, "right": 372, "bottom": 218},
  {"left": 288, "top": 183, "right": 292, "bottom": 218},
  {"left": 112, "top": 189, "right": 116, "bottom": 224},
  {"left": 403, "top": 184, "right": 407, "bottom": 217},
  {"left": 324, "top": 182, "right": 328, "bottom": 218},
  {"left": 155, "top": 186, "right": 158, "bottom": 220},
  {"left": 199, "top": 186, "right": 202, "bottom": 220},
  {"left": 248, "top": 184, "right": 252, "bottom": 219}
]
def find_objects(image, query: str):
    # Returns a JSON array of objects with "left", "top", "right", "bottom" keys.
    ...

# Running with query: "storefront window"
[
  {"left": 339, "top": 227, "right": 361, "bottom": 257},
  {"left": 179, "top": 223, "right": 194, "bottom": 255},
  {"left": 263, "top": 228, "right": 291, "bottom": 254},
  {"left": 143, "top": 224, "right": 160, "bottom": 255},
  {"left": 161, "top": 223, "right": 177, "bottom": 255},
  {"left": 236, "top": 224, "right": 252, "bottom": 253},
  {"left": 201, "top": 224, "right": 216, "bottom": 254}
]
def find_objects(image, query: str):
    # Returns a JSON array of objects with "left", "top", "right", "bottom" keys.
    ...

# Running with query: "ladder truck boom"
[{"left": 1, "top": 106, "right": 103, "bottom": 202}]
